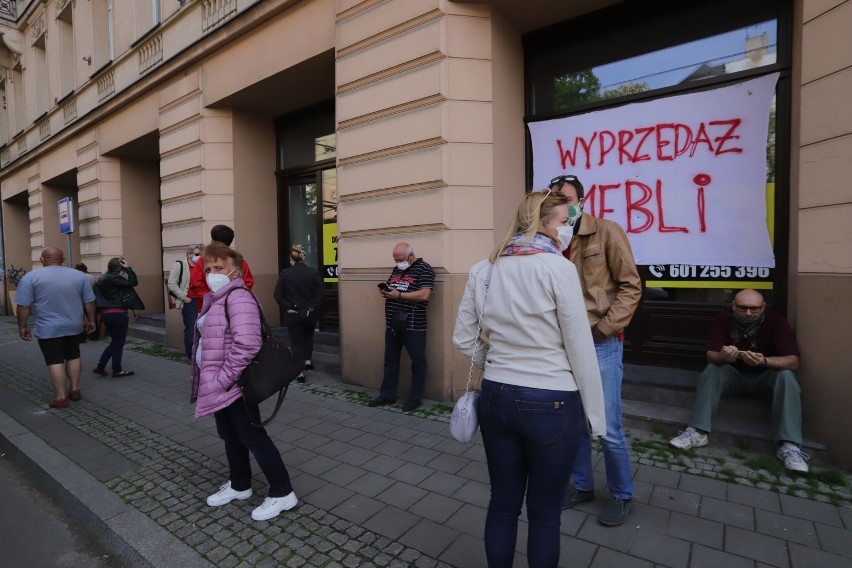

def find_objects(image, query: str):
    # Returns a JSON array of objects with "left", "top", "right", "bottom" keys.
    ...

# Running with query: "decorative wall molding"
[
  {"left": 38, "top": 118, "right": 50, "bottom": 140},
  {"left": 201, "top": 0, "right": 237, "bottom": 32},
  {"left": 138, "top": 34, "right": 163, "bottom": 74},
  {"left": 0, "top": 0, "right": 16, "bottom": 19},
  {"left": 55, "top": 0, "right": 73, "bottom": 16},
  {"left": 96, "top": 70, "right": 114, "bottom": 101},
  {"left": 17, "top": 135, "right": 25, "bottom": 154},
  {"left": 30, "top": 15, "right": 45, "bottom": 45},
  {"left": 62, "top": 97, "right": 76, "bottom": 123}
]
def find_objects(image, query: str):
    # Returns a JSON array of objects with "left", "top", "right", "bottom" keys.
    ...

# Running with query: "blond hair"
[
  {"left": 289, "top": 245, "right": 306, "bottom": 263},
  {"left": 489, "top": 191, "right": 568, "bottom": 263}
]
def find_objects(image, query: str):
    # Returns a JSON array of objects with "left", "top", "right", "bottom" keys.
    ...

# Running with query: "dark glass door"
[{"left": 277, "top": 166, "right": 338, "bottom": 331}]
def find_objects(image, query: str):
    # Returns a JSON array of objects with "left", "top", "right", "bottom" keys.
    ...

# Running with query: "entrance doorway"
[{"left": 277, "top": 167, "right": 338, "bottom": 330}]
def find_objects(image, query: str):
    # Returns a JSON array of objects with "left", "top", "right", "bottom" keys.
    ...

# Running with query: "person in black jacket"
[
  {"left": 273, "top": 245, "right": 324, "bottom": 383},
  {"left": 93, "top": 257, "right": 140, "bottom": 378}
]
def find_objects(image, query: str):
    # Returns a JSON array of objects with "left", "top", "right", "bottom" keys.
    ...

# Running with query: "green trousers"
[{"left": 688, "top": 363, "right": 803, "bottom": 445}]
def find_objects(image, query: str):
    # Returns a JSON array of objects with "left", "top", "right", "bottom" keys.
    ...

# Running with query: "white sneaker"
[
  {"left": 251, "top": 492, "right": 298, "bottom": 521},
  {"left": 777, "top": 445, "right": 810, "bottom": 473},
  {"left": 669, "top": 428, "right": 708, "bottom": 450},
  {"left": 206, "top": 481, "right": 252, "bottom": 507}
]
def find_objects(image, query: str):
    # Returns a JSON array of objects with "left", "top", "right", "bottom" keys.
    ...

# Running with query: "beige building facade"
[{"left": 0, "top": 0, "right": 850, "bottom": 466}]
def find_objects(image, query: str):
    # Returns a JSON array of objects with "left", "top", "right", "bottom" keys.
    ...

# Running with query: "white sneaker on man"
[
  {"left": 669, "top": 427, "right": 709, "bottom": 450},
  {"left": 207, "top": 481, "right": 252, "bottom": 507},
  {"left": 251, "top": 492, "right": 298, "bottom": 521},
  {"left": 777, "top": 444, "right": 810, "bottom": 473}
]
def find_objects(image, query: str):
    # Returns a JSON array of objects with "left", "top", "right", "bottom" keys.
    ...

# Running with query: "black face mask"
[{"left": 731, "top": 311, "right": 765, "bottom": 348}]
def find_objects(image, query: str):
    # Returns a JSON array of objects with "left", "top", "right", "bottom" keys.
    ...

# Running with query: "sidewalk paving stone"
[
  {"left": 726, "top": 525, "right": 791, "bottom": 567},
  {"left": 0, "top": 323, "right": 850, "bottom": 567},
  {"left": 699, "top": 495, "right": 755, "bottom": 529},
  {"left": 666, "top": 511, "right": 724, "bottom": 549}
]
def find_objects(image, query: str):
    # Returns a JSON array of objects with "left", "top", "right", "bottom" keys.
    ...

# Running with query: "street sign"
[{"left": 58, "top": 197, "right": 74, "bottom": 235}]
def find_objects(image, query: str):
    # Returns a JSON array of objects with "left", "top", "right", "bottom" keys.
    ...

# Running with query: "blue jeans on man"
[
  {"left": 569, "top": 337, "right": 635, "bottom": 514},
  {"left": 379, "top": 328, "right": 427, "bottom": 402},
  {"left": 478, "top": 380, "right": 584, "bottom": 567}
]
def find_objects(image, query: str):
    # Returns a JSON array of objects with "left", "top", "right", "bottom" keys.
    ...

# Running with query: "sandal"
[
  {"left": 112, "top": 370, "right": 135, "bottom": 378},
  {"left": 92, "top": 367, "right": 108, "bottom": 376}
]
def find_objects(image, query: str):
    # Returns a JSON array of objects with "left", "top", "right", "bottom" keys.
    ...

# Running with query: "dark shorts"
[{"left": 37, "top": 335, "right": 82, "bottom": 366}]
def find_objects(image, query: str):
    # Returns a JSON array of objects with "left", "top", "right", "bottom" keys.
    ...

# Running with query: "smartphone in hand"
[{"left": 377, "top": 282, "right": 390, "bottom": 291}]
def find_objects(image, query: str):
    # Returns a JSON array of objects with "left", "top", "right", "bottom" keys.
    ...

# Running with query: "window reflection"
[{"left": 552, "top": 20, "right": 776, "bottom": 112}]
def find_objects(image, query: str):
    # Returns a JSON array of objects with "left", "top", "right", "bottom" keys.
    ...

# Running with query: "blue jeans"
[
  {"left": 379, "top": 328, "right": 427, "bottom": 402},
  {"left": 478, "top": 379, "right": 584, "bottom": 568},
  {"left": 571, "top": 336, "right": 634, "bottom": 500},
  {"left": 181, "top": 299, "right": 198, "bottom": 360},
  {"left": 98, "top": 311, "right": 129, "bottom": 372},
  {"left": 214, "top": 398, "right": 293, "bottom": 497}
]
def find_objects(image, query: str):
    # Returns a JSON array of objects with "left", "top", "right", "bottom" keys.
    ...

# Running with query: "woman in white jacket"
[{"left": 453, "top": 190, "right": 606, "bottom": 568}]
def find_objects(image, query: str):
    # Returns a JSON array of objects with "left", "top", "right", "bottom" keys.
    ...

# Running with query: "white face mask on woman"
[
  {"left": 554, "top": 226, "right": 573, "bottom": 251},
  {"left": 206, "top": 269, "right": 234, "bottom": 293}
]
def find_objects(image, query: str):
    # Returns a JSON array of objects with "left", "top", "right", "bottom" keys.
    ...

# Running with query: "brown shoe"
[
  {"left": 69, "top": 389, "right": 81, "bottom": 401},
  {"left": 49, "top": 398, "right": 69, "bottom": 409}
]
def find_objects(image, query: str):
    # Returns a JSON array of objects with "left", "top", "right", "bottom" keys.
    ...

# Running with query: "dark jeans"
[
  {"left": 98, "top": 311, "right": 129, "bottom": 372},
  {"left": 181, "top": 299, "right": 198, "bottom": 359},
  {"left": 285, "top": 311, "right": 317, "bottom": 365},
  {"left": 379, "top": 328, "right": 427, "bottom": 402},
  {"left": 478, "top": 379, "right": 583, "bottom": 568},
  {"left": 213, "top": 399, "right": 293, "bottom": 497}
]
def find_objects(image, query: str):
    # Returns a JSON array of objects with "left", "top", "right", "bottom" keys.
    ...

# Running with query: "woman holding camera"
[
  {"left": 453, "top": 190, "right": 606, "bottom": 567},
  {"left": 93, "top": 257, "right": 140, "bottom": 378},
  {"left": 273, "top": 245, "right": 324, "bottom": 383}
]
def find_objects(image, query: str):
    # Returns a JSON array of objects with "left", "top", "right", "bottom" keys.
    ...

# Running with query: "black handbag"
[
  {"left": 121, "top": 288, "right": 145, "bottom": 311},
  {"left": 223, "top": 286, "right": 301, "bottom": 427}
]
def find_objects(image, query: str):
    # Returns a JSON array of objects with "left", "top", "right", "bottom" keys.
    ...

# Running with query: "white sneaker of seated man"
[
  {"left": 670, "top": 429, "right": 811, "bottom": 474},
  {"left": 777, "top": 442, "right": 810, "bottom": 473},
  {"left": 669, "top": 427, "right": 708, "bottom": 450}
]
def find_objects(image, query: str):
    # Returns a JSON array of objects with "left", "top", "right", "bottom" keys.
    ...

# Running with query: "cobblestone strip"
[{"left": 0, "top": 357, "right": 454, "bottom": 568}]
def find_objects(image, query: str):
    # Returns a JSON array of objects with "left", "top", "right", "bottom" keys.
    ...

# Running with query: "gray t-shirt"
[{"left": 15, "top": 266, "right": 96, "bottom": 339}]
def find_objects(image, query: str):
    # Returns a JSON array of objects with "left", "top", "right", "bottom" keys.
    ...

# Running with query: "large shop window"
[{"left": 525, "top": 0, "right": 791, "bottom": 308}]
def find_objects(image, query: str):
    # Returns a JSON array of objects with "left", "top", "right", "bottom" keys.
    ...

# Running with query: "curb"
[{"left": 0, "top": 408, "right": 213, "bottom": 568}]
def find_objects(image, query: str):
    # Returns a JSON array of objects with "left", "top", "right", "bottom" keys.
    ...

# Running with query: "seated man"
[{"left": 669, "top": 289, "right": 809, "bottom": 473}]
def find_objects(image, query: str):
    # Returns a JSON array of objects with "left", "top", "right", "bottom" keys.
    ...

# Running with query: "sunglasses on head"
[{"left": 550, "top": 175, "right": 579, "bottom": 187}]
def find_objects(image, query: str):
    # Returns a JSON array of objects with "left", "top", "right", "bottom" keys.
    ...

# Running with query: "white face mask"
[
  {"left": 396, "top": 260, "right": 410, "bottom": 271},
  {"left": 191, "top": 254, "right": 201, "bottom": 264},
  {"left": 206, "top": 269, "right": 234, "bottom": 293},
  {"left": 555, "top": 226, "right": 573, "bottom": 251}
]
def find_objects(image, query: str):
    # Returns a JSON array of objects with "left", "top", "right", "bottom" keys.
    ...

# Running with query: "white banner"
[{"left": 528, "top": 73, "right": 779, "bottom": 267}]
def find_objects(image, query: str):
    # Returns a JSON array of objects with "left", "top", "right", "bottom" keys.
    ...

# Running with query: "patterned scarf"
[
  {"left": 731, "top": 312, "right": 765, "bottom": 349},
  {"left": 500, "top": 233, "right": 561, "bottom": 256}
]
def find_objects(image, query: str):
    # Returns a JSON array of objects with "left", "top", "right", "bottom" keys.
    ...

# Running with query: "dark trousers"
[
  {"left": 285, "top": 311, "right": 317, "bottom": 365},
  {"left": 98, "top": 312, "right": 129, "bottom": 372},
  {"left": 213, "top": 399, "right": 293, "bottom": 497},
  {"left": 380, "top": 328, "right": 427, "bottom": 402},
  {"left": 181, "top": 299, "right": 198, "bottom": 360},
  {"left": 478, "top": 380, "right": 583, "bottom": 568}
]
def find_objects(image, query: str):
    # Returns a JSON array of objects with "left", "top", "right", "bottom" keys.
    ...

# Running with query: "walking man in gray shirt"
[{"left": 16, "top": 247, "right": 97, "bottom": 408}]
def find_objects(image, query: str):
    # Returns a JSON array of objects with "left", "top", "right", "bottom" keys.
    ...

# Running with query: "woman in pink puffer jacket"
[{"left": 190, "top": 242, "right": 297, "bottom": 522}]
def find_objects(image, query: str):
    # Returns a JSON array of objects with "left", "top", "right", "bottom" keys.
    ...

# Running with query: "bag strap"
[
  {"left": 245, "top": 385, "right": 289, "bottom": 428},
  {"left": 223, "top": 286, "right": 289, "bottom": 428},
  {"left": 222, "top": 285, "right": 272, "bottom": 341},
  {"left": 178, "top": 259, "right": 184, "bottom": 287},
  {"left": 465, "top": 263, "right": 494, "bottom": 393}
]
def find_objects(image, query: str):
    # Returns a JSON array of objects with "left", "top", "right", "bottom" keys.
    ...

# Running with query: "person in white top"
[{"left": 453, "top": 190, "right": 605, "bottom": 568}]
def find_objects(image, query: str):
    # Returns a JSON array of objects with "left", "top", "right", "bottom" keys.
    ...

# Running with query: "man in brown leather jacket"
[{"left": 550, "top": 174, "right": 642, "bottom": 527}]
